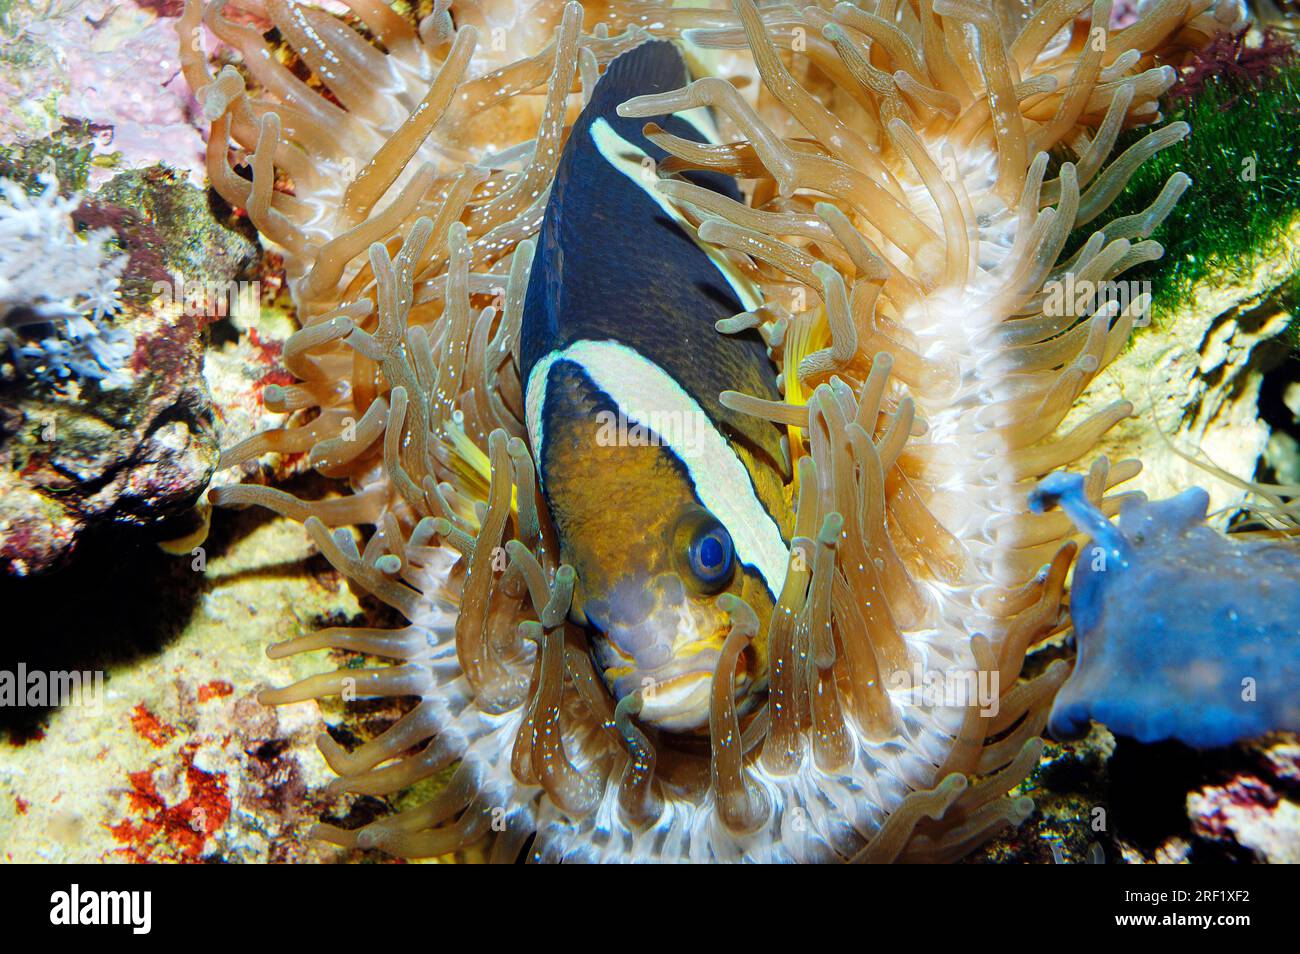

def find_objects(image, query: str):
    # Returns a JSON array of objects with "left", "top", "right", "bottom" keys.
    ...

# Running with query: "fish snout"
[{"left": 585, "top": 576, "right": 752, "bottom": 732}]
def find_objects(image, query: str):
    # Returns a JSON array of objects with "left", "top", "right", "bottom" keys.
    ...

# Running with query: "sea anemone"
[{"left": 181, "top": 0, "right": 1245, "bottom": 861}]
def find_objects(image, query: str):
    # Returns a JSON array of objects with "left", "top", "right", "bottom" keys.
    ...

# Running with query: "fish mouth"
[{"left": 599, "top": 640, "right": 753, "bottom": 733}]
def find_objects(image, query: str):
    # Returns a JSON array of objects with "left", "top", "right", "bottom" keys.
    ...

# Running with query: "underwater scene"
[{"left": 0, "top": 0, "right": 1298, "bottom": 874}]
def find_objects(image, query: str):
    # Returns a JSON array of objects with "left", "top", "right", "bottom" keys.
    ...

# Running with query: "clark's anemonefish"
[{"left": 521, "top": 40, "right": 792, "bottom": 732}]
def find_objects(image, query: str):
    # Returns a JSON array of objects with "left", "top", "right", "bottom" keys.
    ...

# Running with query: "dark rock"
[{"left": 0, "top": 165, "right": 257, "bottom": 575}]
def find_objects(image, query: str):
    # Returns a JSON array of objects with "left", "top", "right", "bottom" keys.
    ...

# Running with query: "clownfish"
[{"left": 521, "top": 40, "right": 793, "bottom": 732}]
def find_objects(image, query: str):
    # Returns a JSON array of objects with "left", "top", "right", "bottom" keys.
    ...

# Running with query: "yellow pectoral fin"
[
  {"left": 781, "top": 304, "right": 830, "bottom": 494},
  {"left": 443, "top": 418, "right": 519, "bottom": 527}
]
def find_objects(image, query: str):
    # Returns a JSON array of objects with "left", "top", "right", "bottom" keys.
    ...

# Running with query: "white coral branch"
[{"left": 0, "top": 173, "right": 133, "bottom": 388}]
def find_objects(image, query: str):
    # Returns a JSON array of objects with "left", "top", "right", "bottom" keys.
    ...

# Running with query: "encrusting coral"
[{"left": 180, "top": 0, "right": 1245, "bottom": 861}]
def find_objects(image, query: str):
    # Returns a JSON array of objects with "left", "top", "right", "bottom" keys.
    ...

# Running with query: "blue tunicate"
[{"left": 1028, "top": 471, "right": 1300, "bottom": 749}]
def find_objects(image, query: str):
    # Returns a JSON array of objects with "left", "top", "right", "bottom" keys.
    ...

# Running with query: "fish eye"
[{"left": 686, "top": 520, "right": 734, "bottom": 591}]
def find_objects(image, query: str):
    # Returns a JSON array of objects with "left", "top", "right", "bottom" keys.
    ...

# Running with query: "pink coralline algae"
[
  {"left": 0, "top": 0, "right": 207, "bottom": 186},
  {"left": 1188, "top": 775, "right": 1300, "bottom": 862}
]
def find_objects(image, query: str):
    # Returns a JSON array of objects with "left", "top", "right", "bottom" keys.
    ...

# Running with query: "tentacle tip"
[
  {"left": 207, "top": 485, "right": 234, "bottom": 507},
  {"left": 1042, "top": 659, "right": 1072, "bottom": 685},
  {"left": 818, "top": 511, "right": 846, "bottom": 543},
  {"left": 315, "top": 731, "right": 346, "bottom": 760},
  {"left": 255, "top": 687, "right": 287, "bottom": 706},
  {"left": 615, "top": 689, "right": 644, "bottom": 720},
  {"left": 310, "top": 823, "right": 361, "bottom": 850},
  {"left": 937, "top": 772, "right": 969, "bottom": 795},
  {"left": 1009, "top": 795, "right": 1036, "bottom": 824}
]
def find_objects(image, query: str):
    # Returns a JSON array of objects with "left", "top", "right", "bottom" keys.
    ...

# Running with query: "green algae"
[
  {"left": 1073, "top": 58, "right": 1300, "bottom": 334},
  {"left": 0, "top": 122, "right": 98, "bottom": 194}
]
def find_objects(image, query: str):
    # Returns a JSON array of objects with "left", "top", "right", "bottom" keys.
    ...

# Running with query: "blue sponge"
[{"left": 1029, "top": 472, "right": 1300, "bottom": 749}]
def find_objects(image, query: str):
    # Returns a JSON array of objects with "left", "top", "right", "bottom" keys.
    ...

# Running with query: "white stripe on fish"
[{"left": 526, "top": 338, "right": 788, "bottom": 598}]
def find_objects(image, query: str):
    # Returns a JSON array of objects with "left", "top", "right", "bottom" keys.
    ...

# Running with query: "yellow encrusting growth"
[{"left": 183, "top": 0, "right": 1243, "bottom": 861}]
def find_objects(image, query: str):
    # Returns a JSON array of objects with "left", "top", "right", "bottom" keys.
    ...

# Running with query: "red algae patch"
[
  {"left": 109, "top": 744, "right": 231, "bottom": 863},
  {"left": 0, "top": 509, "right": 385, "bottom": 862},
  {"left": 197, "top": 681, "right": 234, "bottom": 704},
  {"left": 130, "top": 704, "right": 179, "bottom": 749}
]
